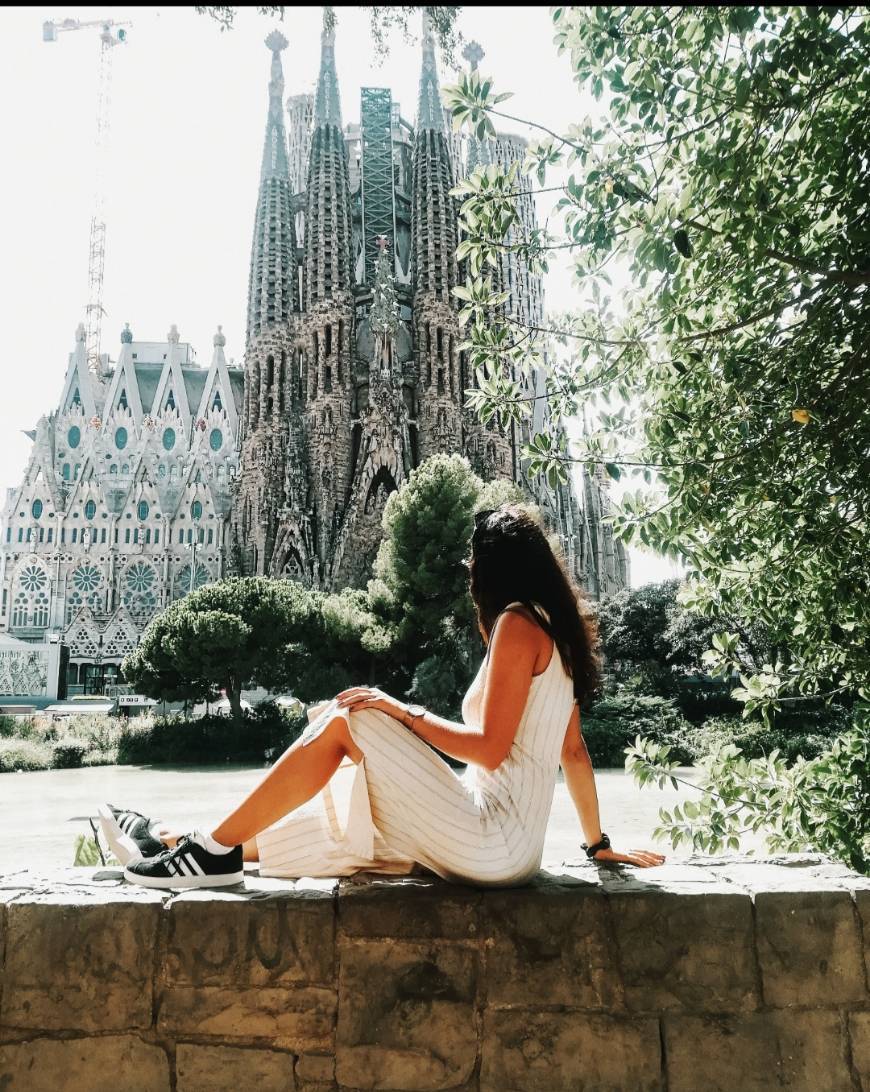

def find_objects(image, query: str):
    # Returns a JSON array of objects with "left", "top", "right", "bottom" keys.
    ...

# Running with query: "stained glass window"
[
  {"left": 31, "top": 500, "right": 43, "bottom": 520},
  {"left": 84, "top": 500, "right": 97, "bottom": 520},
  {"left": 115, "top": 427, "right": 128, "bottom": 451},
  {"left": 209, "top": 428, "right": 223, "bottom": 452},
  {"left": 68, "top": 425, "right": 81, "bottom": 449},
  {"left": 190, "top": 500, "right": 203, "bottom": 520},
  {"left": 162, "top": 427, "right": 176, "bottom": 451},
  {"left": 137, "top": 500, "right": 149, "bottom": 521},
  {"left": 122, "top": 561, "right": 158, "bottom": 621},
  {"left": 173, "top": 562, "right": 210, "bottom": 599}
]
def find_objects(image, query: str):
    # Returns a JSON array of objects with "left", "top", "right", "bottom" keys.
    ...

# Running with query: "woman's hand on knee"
[{"left": 335, "top": 686, "right": 405, "bottom": 721}]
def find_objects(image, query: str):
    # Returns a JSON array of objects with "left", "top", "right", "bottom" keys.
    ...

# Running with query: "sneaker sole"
[
  {"left": 97, "top": 803, "right": 145, "bottom": 866},
  {"left": 122, "top": 867, "right": 245, "bottom": 890}
]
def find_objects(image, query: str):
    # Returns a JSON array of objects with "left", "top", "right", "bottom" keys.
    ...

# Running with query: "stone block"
[
  {"left": 1, "top": 890, "right": 161, "bottom": 1031},
  {"left": 850, "top": 1012, "right": 870, "bottom": 1091},
  {"left": 704, "top": 855, "right": 864, "bottom": 893},
  {"left": 158, "top": 985, "right": 335, "bottom": 1050},
  {"left": 162, "top": 887, "right": 335, "bottom": 989},
  {"left": 856, "top": 888, "right": 870, "bottom": 985},
  {"left": 338, "top": 877, "right": 483, "bottom": 940},
  {"left": 665, "top": 1011, "right": 852, "bottom": 1092},
  {"left": 754, "top": 890, "right": 866, "bottom": 1006},
  {"left": 481, "top": 1010, "right": 662, "bottom": 1092},
  {"left": 608, "top": 886, "right": 758, "bottom": 1012},
  {"left": 176, "top": 1042, "right": 295, "bottom": 1092},
  {"left": 296, "top": 1052, "right": 335, "bottom": 1084},
  {"left": 336, "top": 939, "right": 478, "bottom": 1090},
  {"left": 483, "top": 879, "right": 622, "bottom": 1009},
  {"left": 0, "top": 1034, "right": 170, "bottom": 1091}
]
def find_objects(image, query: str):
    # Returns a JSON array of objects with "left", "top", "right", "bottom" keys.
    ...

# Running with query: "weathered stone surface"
[
  {"left": 158, "top": 986, "right": 335, "bottom": 1049},
  {"left": 481, "top": 1010, "right": 662, "bottom": 1092},
  {"left": 1, "top": 891, "right": 161, "bottom": 1031},
  {"left": 703, "top": 855, "right": 863, "bottom": 893},
  {"left": 755, "top": 890, "right": 866, "bottom": 1006},
  {"left": 608, "top": 886, "right": 758, "bottom": 1012},
  {"left": 336, "top": 940, "right": 478, "bottom": 1090},
  {"left": 176, "top": 1042, "right": 296, "bottom": 1092},
  {"left": 0, "top": 1034, "right": 170, "bottom": 1091},
  {"left": 856, "top": 888, "right": 870, "bottom": 986},
  {"left": 665, "top": 1011, "right": 852, "bottom": 1092},
  {"left": 849, "top": 1012, "right": 870, "bottom": 1091},
  {"left": 162, "top": 887, "right": 335, "bottom": 988},
  {"left": 296, "top": 1052, "right": 335, "bottom": 1084},
  {"left": 483, "top": 878, "right": 622, "bottom": 1009},
  {"left": 338, "top": 876, "right": 483, "bottom": 940}
]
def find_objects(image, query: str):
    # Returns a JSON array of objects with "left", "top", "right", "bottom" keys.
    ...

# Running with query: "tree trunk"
[{"left": 227, "top": 679, "right": 243, "bottom": 725}]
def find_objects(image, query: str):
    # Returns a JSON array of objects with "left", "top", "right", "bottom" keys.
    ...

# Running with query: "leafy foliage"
[
  {"left": 195, "top": 5, "right": 464, "bottom": 66},
  {"left": 627, "top": 705, "right": 870, "bottom": 873},
  {"left": 443, "top": 7, "right": 870, "bottom": 716}
]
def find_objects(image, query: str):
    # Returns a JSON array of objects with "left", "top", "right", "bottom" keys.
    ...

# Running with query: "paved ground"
[{"left": 0, "top": 763, "right": 768, "bottom": 873}]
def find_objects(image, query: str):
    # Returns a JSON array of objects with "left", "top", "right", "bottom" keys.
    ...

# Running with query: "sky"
[{"left": 0, "top": 4, "right": 681, "bottom": 587}]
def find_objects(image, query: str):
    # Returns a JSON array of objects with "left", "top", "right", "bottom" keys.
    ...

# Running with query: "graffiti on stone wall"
[{"left": 0, "top": 650, "right": 49, "bottom": 696}]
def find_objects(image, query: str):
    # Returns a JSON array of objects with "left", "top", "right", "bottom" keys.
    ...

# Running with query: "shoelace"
[{"left": 155, "top": 833, "right": 195, "bottom": 863}]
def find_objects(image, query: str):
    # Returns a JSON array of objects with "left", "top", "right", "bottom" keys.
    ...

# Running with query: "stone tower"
[{"left": 230, "top": 18, "right": 629, "bottom": 598}]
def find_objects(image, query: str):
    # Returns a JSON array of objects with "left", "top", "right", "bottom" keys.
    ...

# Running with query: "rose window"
[
  {"left": 73, "top": 564, "right": 102, "bottom": 593},
  {"left": 20, "top": 565, "right": 47, "bottom": 593},
  {"left": 123, "top": 561, "right": 158, "bottom": 620},
  {"left": 173, "top": 563, "right": 210, "bottom": 599}
]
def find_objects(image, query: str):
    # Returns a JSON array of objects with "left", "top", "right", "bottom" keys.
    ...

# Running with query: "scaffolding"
[{"left": 360, "top": 88, "right": 397, "bottom": 285}]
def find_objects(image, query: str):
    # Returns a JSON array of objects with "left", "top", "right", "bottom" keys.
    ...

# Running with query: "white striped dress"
[{"left": 256, "top": 600, "right": 576, "bottom": 886}]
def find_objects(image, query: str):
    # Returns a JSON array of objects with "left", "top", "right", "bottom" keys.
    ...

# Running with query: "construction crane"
[{"left": 43, "top": 17, "right": 131, "bottom": 374}]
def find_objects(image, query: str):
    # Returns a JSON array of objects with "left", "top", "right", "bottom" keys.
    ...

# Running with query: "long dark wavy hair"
[{"left": 468, "top": 503, "right": 601, "bottom": 705}]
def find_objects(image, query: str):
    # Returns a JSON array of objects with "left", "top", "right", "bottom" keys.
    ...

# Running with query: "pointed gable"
[{"left": 58, "top": 325, "right": 98, "bottom": 419}]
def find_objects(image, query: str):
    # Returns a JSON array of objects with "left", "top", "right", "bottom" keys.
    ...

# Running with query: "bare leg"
[{"left": 207, "top": 713, "right": 363, "bottom": 848}]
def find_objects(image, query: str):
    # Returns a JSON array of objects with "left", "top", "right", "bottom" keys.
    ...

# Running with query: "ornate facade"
[
  {"left": 0, "top": 18, "right": 627, "bottom": 688},
  {"left": 0, "top": 323, "right": 243, "bottom": 690},
  {"left": 232, "top": 18, "right": 630, "bottom": 596}
]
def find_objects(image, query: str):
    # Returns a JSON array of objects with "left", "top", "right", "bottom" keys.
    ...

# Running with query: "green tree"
[
  {"left": 365, "top": 453, "right": 524, "bottom": 715},
  {"left": 444, "top": 6, "right": 870, "bottom": 716},
  {"left": 122, "top": 577, "right": 318, "bottom": 722}
]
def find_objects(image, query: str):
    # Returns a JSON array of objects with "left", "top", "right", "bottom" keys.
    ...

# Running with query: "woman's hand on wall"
[{"left": 590, "top": 845, "right": 666, "bottom": 868}]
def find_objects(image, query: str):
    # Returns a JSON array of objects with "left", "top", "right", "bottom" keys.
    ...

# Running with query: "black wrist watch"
[{"left": 582, "top": 832, "right": 611, "bottom": 859}]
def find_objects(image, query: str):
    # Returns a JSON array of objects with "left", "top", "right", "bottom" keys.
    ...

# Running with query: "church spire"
[
  {"left": 246, "top": 30, "right": 298, "bottom": 342},
  {"left": 313, "top": 14, "right": 342, "bottom": 128},
  {"left": 411, "top": 11, "right": 458, "bottom": 302},
  {"left": 303, "top": 11, "right": 353, "bottom": 307},
  {"left": 416, "top": 11, "right": 445, "bottom": 133}
]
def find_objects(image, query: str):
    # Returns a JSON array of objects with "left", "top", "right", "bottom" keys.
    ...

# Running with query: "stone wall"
[{"left": 1, "top": 855, "right": 868, "bottom": 1091}]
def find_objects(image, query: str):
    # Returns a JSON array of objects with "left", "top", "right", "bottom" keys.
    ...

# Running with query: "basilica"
[{"left": 0, "top": 16, "right": 628, "bottom": 695}]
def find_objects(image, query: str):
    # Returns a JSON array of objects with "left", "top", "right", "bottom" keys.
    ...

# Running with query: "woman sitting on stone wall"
[{"left": 102, "top": 503, "right": 664, "bottom": 889}]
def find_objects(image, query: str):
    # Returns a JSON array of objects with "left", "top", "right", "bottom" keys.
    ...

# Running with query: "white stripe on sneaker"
[
  {"left": 178, "top": 857, "right": 195, "bottom": 877},
  {"left": 187, "top": 857, "right": 205, "bottom": 876}
]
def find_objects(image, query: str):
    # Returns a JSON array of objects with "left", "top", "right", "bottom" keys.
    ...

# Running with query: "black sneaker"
[
  {"left": 123, "top": 831, "right": 244, "bottom": 889},
  {"left": 98, "top": 803, "right": 166, "bottom": 865}
]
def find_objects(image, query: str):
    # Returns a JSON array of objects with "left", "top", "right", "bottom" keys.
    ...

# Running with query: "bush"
[
  {"left": 82, "top": 749, "right": 118, "bottom": 768},
  {"left": 51, "top": 738, "right": 89, "bottom": 769},
  {"left": 117, "top": 705, "right": 308, "bottom": 766},
  {"left": 66, "top": 714, "right": 125, "bottom": 756},
  {"left": 0, "top": 738, "right": 52, "bottom": 772},
  {"left": 581, "top": 693, "right": 693, "bottom": 766},
  {"left": 677, "top": 716, "right": 840, "bottom": 765}
]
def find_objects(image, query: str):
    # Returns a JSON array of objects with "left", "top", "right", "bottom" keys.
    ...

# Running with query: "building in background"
[
  {"left": 232, "top": 17, "right": 629, "bottom": 594},
  {"left": 0, "top": 18, "right": 627, "bottom": 687}
]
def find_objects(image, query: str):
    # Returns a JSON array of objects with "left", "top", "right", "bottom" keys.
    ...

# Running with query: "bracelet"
[{"left": 581, "top": 832, "right": 611, "bottom": 859}]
